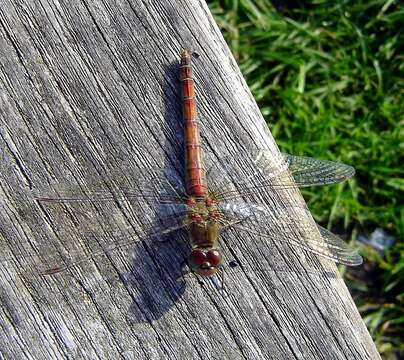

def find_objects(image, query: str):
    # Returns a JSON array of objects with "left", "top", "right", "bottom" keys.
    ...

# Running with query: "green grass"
[{"left": 208, "top": 0, "right": 404, "bottom": 358}]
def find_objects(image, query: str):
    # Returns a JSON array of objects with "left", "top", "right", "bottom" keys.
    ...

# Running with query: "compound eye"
[
  {"left": 206, "top": 250, "right": 222, "bottom": 266},
  {"left": 189, "top": 249, "right": 207, "bottom": 267}
]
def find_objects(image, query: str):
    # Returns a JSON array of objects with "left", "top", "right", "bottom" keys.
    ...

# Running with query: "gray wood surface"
[{"left": 0, "top": 1, "right": 380, "bottom": 359}]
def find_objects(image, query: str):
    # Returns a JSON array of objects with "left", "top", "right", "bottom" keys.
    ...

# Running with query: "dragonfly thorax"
[
  {"left": 189, "top": 247, "right": 222, "bottom": 276},
  {"left": 187, "top": 197, "right": 221, "bottom": 223},
  {"left": 187, "top": 196, "right": 221, "bottom": 269}
]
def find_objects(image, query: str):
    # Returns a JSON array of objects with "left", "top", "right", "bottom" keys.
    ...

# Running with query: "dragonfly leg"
[
  {"left": 208, "top": 266, "right": 226, "bottom": 291},
  {"left": 175, "top": 259, "right": 190, "bottom": 293},
  {"left": 180, "top": 259, "right": 190, "bottom": 277},
  {"left": 219, "top": 266, "right": 225, "bottom": 290}
]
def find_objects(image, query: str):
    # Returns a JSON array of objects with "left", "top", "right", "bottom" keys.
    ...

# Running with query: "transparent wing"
[
  {"left": 39, "top": 217, "right": 190, "bottom": 276},
  {"left": 283, "top": 153, "right": 355, "bottom": 186},
  {"left": 218, "top": 202, "right": 362, "bottom": 266},
  {"left": 0, "top": 203, "right": 190, "bottom": 277},
  {"left": 314, "top": 226, "right": 363, "bottom": 266},
  {"left": 33, "top": 167, "right": 186, "bottom": 206},
  {"left": 217, "top": 200, "right": 303, "bottom": 231},
  {"left": 10, "top": 167, "right": 189, "bottom": 279},
  {"left": 206, "top": 150, "right": 354, "bottom": 200}
]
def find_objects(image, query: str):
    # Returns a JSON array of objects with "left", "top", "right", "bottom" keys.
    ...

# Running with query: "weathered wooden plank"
[{"left": 0, "top": 0, "right": 380, "bottom": 359}]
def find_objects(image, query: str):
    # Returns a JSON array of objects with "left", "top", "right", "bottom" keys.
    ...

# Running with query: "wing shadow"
[{"left": 123, "top": 59, "right": 190, "bottom": 323}]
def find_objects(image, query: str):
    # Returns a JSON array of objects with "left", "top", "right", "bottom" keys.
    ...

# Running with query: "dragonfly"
[{"left": 29, "top": 49, "right": 362, "bottom": 278}]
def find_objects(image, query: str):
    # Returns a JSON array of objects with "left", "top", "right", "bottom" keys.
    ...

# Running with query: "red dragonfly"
[{"left": 30, "top": 49, "right": 361, "bottom": 278}]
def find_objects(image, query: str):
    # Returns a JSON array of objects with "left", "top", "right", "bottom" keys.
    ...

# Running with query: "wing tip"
[
  {"left": 346, "top": 253, "right": 363, "bottom": 267},
  {"left": 344, "top": 164, "right": 356, "bottom": 179}
]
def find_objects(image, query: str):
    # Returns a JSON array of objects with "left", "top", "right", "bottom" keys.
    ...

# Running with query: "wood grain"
[{"left": 0, "top": 0, "right": 380, "bottom": 359}]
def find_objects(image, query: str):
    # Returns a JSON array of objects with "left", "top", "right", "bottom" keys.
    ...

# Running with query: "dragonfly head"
[{"left": 189, "top": 248, "right": 222, "bottom": 276}]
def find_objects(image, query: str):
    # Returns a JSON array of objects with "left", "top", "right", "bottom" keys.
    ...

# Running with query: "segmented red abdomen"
[{"left": 180, "top": 49, "right": 207, "bottom": 197}]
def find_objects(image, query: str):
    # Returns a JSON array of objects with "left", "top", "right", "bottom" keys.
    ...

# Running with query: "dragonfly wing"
[
  {"left": 282, "top": 153, "right": 355, "bottom": 187},
  {"left": 218, "top": 199, "right": 279, "bottom": 228},
  {"left": 218, "top": 203, "right": 362, "bottom": 266},
  {"left": 38, "top": 213, "right": 191, "bottom": 276},
  {"left": 1, "top": 204, "right": 190, "bottom": 277},
  {"left": 139, "top": 204, "right": 189, "bottom": 238},
  {"left": 206, "top": 150, "right": 287, "bottom": 195},
  {"left": 33, "top": 167, "right": 186, "bottom": 205},
  {"left": 314, "top": 225, "right": 363, "bottom": 266},
  {"left": 206, "top": 150, "right": 354, "bottom": 200},
  {"left": 218, "top": 200, "right": 314, "bottom": 235}
]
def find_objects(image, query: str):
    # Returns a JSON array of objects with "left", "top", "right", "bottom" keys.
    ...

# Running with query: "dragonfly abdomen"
[{"left": 180, "top": 49, "right": 208, "bottom": 198}]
